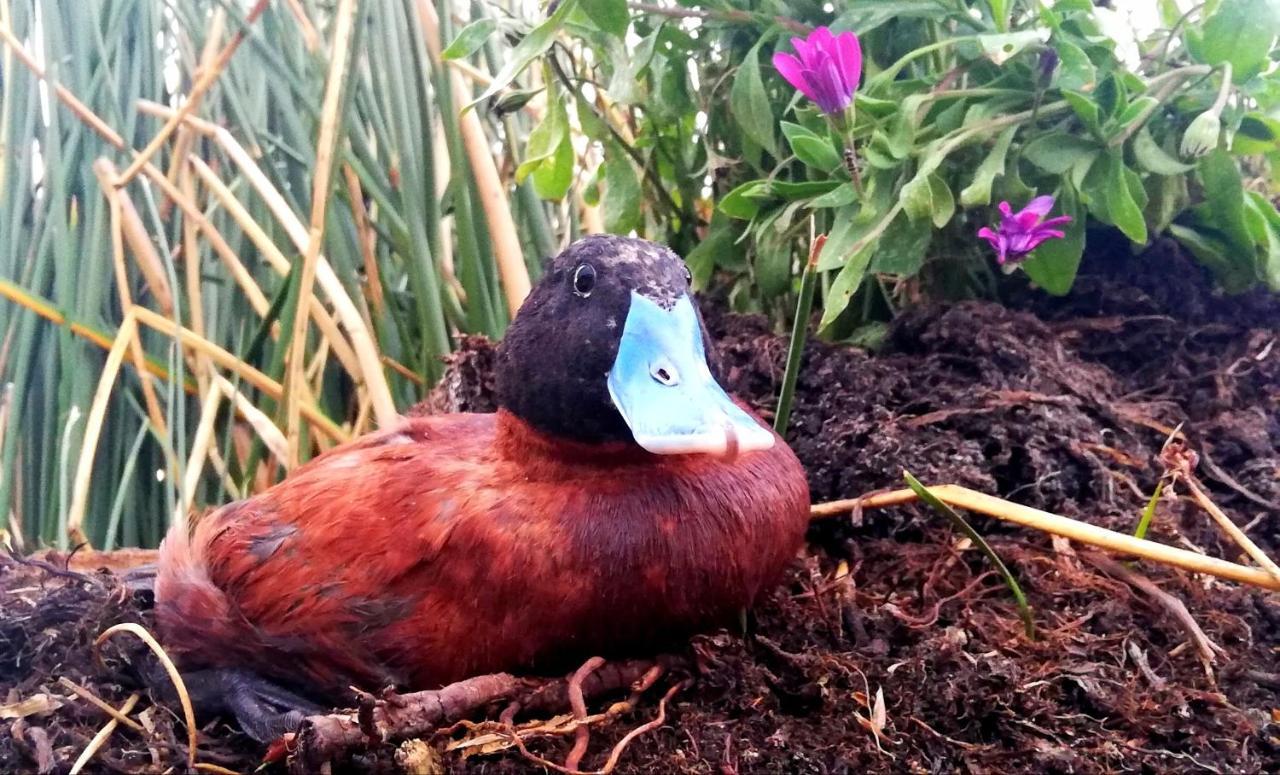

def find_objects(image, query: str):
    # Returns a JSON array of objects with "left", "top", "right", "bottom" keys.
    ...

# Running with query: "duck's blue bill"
[{"left": 607, "top": 292, "right": 775, "bottom": 456}]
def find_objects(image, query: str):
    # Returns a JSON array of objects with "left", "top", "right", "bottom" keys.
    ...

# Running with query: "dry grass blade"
[
  {"left": 68, "top": 692, "right": 139, "bottom": 775},
  {"left": 139, "top": 102, "right": 396, "bottom": 427},
  {"left": 57, "top": 678, "right": 146, "bottom": 734},
  {"left": 812, "top": 485, "right": 1280, "bottom": 591},
  {"left": 114, "top": 0, "right": 270, "bottom": 185},
  {"left": 67, "top": 311, "right": 139, "bottom": 547},
  {"left": 416, "top": 0, "right": 530, "bottom": 316},
  {"left": 286, "top": 0, "right": 360, "bottom": 469},
  {"left": 93, "top": 623, "right": 197, "bottom": 771}
]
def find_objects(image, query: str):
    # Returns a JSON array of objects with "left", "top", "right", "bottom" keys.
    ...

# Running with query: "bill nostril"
[{"left": 650, "top": 361, "right": 680, "bottom": 386}]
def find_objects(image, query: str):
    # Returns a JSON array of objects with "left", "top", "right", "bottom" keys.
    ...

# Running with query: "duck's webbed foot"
[{"left": 181, "top": 668, "right": 326, "bottom": 743}]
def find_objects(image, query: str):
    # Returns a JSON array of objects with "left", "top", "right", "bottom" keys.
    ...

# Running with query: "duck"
[{"left": 154, "top": 235, "right": 810, "bottom": 741}]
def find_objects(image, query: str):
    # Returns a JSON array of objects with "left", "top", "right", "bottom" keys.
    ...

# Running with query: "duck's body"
[
  {"left": 156, "top": 409, "right": 807, "bottom": 696},
  {"left": 155, "top": 236, "right": 811, "bottom": 740}
]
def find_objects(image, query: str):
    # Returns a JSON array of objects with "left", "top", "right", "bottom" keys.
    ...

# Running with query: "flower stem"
[{"left": 773, "top": 235, "right": 824, "bottom": 435}]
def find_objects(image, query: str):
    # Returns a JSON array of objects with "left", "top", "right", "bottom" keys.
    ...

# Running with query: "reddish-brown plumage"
[{"left": 155, "top": 408, "right": 809, "bottom": 698}]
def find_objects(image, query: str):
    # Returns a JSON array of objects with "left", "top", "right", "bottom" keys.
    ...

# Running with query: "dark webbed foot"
[{"left": 181, "top": 668, "right": 325, "bottom": 743}]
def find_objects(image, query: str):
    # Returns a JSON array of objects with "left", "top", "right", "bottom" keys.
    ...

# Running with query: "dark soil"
[{"left": 3, "top": 240, "right": 1279, "bottom": 773}]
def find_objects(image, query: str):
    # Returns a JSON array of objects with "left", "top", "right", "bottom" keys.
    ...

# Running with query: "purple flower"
[
  {"left": 978, "top": 196, "right": 1073, "bottom": 265},
  {"left": 772, "top": 27, "right": 862, "bottom": 116}
]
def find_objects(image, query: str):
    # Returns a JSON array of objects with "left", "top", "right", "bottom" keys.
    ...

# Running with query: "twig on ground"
[
  {"left": 564, "top": 657, "right": 605, "bottom": 771},
  {"left": 1160, "top": 440, "right": 1280, "bottom": 586},
  {"left": 1085, "top": 552, "right": 1224, "bottom": 669},
  {"left": 292, "top": 658, "right": 673, "bottom": 770},
  {"left": 93, "top": 623, "right": 197, "bottom": 771},
  {"left": 69, "top": 693, "right": 138, "bottom": 775}
]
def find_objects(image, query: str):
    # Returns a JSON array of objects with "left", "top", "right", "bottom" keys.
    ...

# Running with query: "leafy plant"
[{"left": 467, "top": 0, "right": 1280, "bottom": 328}]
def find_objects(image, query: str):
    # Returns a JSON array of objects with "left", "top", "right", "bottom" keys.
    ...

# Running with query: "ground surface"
[{"left": 3, "top": 239, "right": 1278, "bottom": 773}]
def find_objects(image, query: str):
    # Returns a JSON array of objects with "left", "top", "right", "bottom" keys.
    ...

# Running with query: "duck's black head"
[{"left": 495, "top": 235, "right": 773, "bottom": 455}]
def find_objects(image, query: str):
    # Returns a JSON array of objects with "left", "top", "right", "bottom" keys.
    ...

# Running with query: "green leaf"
[
  {"left": 1145, "top": 173, "right": 1189, "bottom": 236},
  {"left": 977, "top": 29, "right": 1050, "bottom": 65},
  {"left": 516, "top": 95, "right": 570, "bottom": 183},
  {"left": 1132, "top": 126, "right": 1194, "bottom": 175},
  {"left": 1199, "top": 148, "right": 1254, "bottom": 256},
  {"left": 960, "top": 126, "right": 1017, "bottom": 207},
  {"left": 1053, "top": 37, "right": 1096, "bottom": 91},
  {"left": 580, "top": 0, "right": 629, "bottom": 37},
  {"left": 771, "top": 180, "right": 843, "bottom": 200},
  {"left": 902, "top": 471, "right": 1035, "bottom": 640},
  {"left": 443, "top": 19, "right": 498, "bottom": 60},
  {"left": 1191, "top": 0, "right": 1280, "bottom": 82},
  {"left": 532, "top": 135, "right": 574, "bottom": 200},
  {"left": 1022, "top": 133, "right": 1100, "bottom": 174},
  {"left": 782, "top": 122, "right": 843, "bottom": 172},
  {"left": 754, "top": 231, "right": 793, "bottom": 298},
  {"left": 1231, "top": 113, "right": 1280, "bottom": 156},
  {"left": 1063, "top": 90, "right": 1101, "bottom": 135},
  {"left": 818, "top": 238, "right": 877, "bottom": 330},
  {"left": 1021, "top": 186, "right": 1085, "bottom": 295},
  {"left": 1099, "top": 150, "right": 1148, "bottom": 244},
  {"left": 1244, "top": 192, "right": 1280, "bottom": 289},
  {"left": 900, "top": 173, "right": 933, "bottom": 221},
  {"left": 468, "top": 0, "right": 580, "bottom": 109},
  {"left": 1133, "top": 480, "right": 1165, "bottom": 540},
  {"left": 1112, "top": 96, "right": 1157, "bottom": 135},
  {"left": 719, "top": 180, "right": 769, "bottom": 220},
  {"left": 602, "top": 153, "right": 642, "bottom": 233},
  {"left": 606, "top": 26, "right": 660, "bottom": 104},
  {"left": 870, "top": 211, "right": 932, "bottom": 275},
  {"left": 731, "top": 40, "right": 777, "bottom": 156},
  {"left": 927, "top": 174, "right": 955, "bottom": 229},
  {"left": 1170, "top": 223, "right": 1256, "bottom": 292},
  {"left": 817, "top": 205, "right": 870, "bottom": 271},
  {"left": 685, "top": 218, "right": 742, "bottom": 288},
  {"left": 808, "top": 184, "right": 858, "bottom": 209}
]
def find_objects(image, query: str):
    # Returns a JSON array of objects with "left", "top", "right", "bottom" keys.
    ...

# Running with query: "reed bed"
[{"left": 0, "top": 0, "right": 556, "bottom": 550}]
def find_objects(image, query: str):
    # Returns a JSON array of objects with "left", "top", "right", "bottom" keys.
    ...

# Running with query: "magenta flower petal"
[
  {"left": 833, "top": 30, "right": 862, "bottom": 94},
  {"left": 773, "top": 26, "right": 862, "bottom": 116},
  {"left": 1022, "top": 195, "right": 1056, "bottom": 217},
  {"left": 773, "top": 52, "right": 820, "bottom": 104},
  {"left": 979, "top": 194, "right": 1072, "bottom": 266}
]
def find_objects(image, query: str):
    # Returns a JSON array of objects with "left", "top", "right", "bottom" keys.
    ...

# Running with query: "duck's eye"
[
  {"left": 572, "top": 264, "right": 596, "bottom": 297},
  {"left": 683, "top": 265, "right": 692, "bottom": 286}
]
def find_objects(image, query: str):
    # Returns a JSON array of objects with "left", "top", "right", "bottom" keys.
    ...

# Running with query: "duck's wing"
[{"left": 155, "top": 414, "right": 502, "bottom": 692}]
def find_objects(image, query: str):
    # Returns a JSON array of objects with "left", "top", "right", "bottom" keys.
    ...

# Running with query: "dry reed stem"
[
  {"left": 94, "top": 160, "right": 168, "bottom": 439},
  {"left": 115, "top": 0, "right": 269, "bottom": 185},
  {"left": 416, "top": 0, "right": 531, "bottom": 317},
  {"left": 139, "top": 102, "right": 396, "bottom": 426},
  {"left": 66, "top": 311, "right": 139, "bottom": 544},
  {"left": 286, "top": 0, "right": 360, "bottom": 469},
  {"left": 68, "top": 692, "right": 139, "bottom": 775},
  {"left": 180, "top": 164, "right": 211, "bottom": 393},
  {"left": 812, "top": 484, "right": 1280, "bottom": 591},
  {"left": 185, "top": 155, "right": 361, "bottom": 380},
  {"left": 94, "top": 623, "right": 198, "bottom": 771},
  {"left": 162, "top": 7, "right": 227, "bottom": 221},
  {"left": 57, "top": 677, "right": 147, "bottom": 734},
  {"left": 283, "top": 0, "right": 321, "bottom": 52},
  {"left": 1180, "top": 473, "right": 1280, "bottom": 586},
  {"left": 178, "top": 381, "right": 224, "bottom": 524},
  {"left": 109, "top": 179, "right": 175, "bottom": 316},
  {"left": 214, "top": 375, "right": 288, "bottom": 461},
  {"left": 129, "top": 306, "right": 346, "bottom": 443},
  {"left": 342, "top": 162, "right": 383, "bottom": 318}
]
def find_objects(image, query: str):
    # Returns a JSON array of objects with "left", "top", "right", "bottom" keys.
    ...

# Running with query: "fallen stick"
[
  {"left": 290, "top": 659, "right": 665, "bottom": 772},
  {"left": 811, "top": 484, "right": 1280, "bottom": 592}
]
